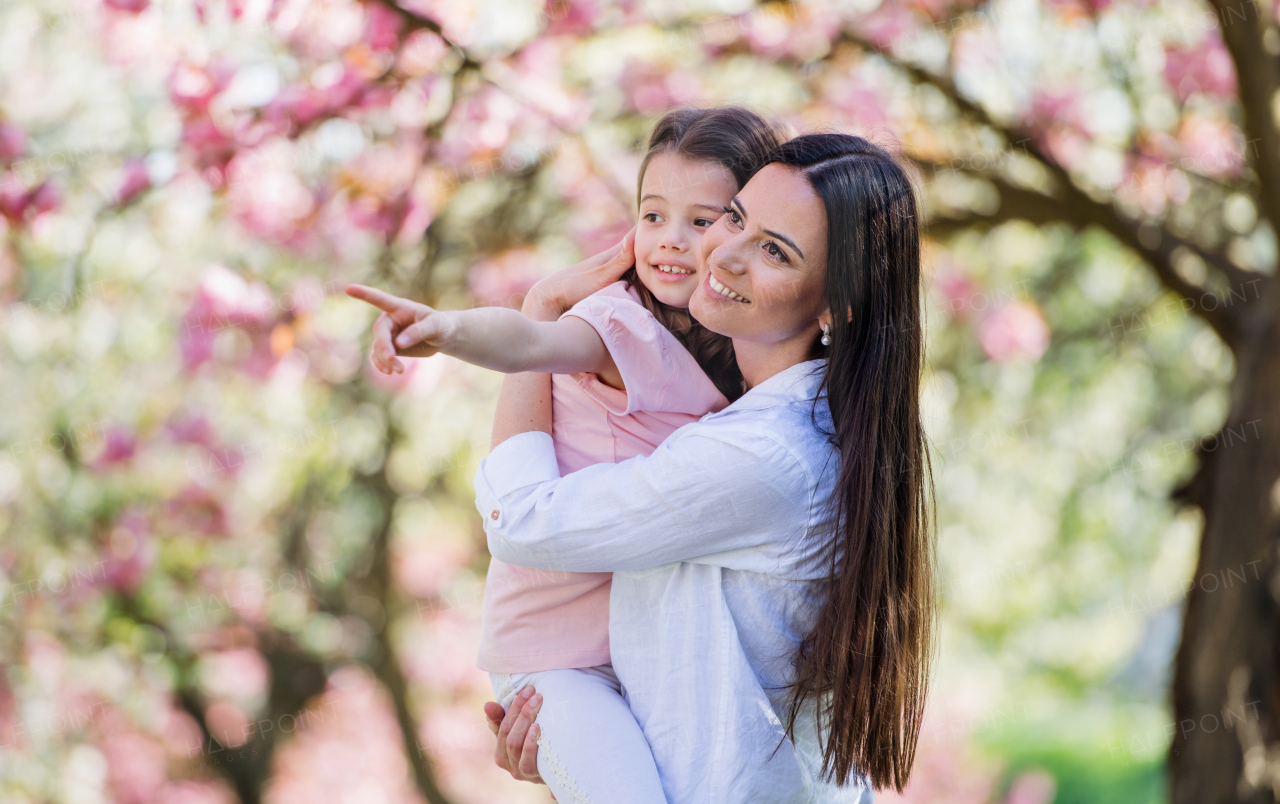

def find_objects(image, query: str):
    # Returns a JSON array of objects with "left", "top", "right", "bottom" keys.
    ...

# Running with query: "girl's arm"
[
  {"left": 345, "top": 285, "right": 623, "bottom": 389},
  {"left": 349, "top": 229, "right": 636, "bottom": 376}
]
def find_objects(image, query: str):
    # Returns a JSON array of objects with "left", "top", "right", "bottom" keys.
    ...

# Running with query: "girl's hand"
[
  {"left": 522, "top": 227, "right": 637, "bottom": 321},
  {"left": 484, "top": 687, "right": 547, "bottom": 787},
  {"left": 344, "top": 284, "right": 456, "bottom": 374}
]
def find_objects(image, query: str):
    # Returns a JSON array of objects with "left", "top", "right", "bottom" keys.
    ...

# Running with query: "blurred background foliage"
[{"left": 0, "top": 0, "right": 1263, "bottom": 801}]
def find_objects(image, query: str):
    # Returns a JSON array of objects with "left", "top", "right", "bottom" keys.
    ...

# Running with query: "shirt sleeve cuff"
[{"left": 473, "top": 430, "right": 560, "bottom": 530}]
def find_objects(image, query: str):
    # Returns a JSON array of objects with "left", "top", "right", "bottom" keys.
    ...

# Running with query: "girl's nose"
[{"left": 657, "top": 223, "right": 690, "bottom": 252}]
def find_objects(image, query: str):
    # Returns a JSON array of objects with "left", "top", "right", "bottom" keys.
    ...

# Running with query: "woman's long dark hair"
[
  {"left": 623, "top": 106, "right": 790, "bottom": 401},
  {"left": 773, "top": 134, "right": 936, "bottom": 792}
]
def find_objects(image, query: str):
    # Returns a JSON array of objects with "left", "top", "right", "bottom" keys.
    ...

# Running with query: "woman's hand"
[
  {"left": 344, "top": 284, "right": 456, "bottom": 374},
  {"left": 483, "top": 686, "right": 547, "bottom": 787},
  {"left": 522, "top": 227, "right": 637, "bottom": 322}
]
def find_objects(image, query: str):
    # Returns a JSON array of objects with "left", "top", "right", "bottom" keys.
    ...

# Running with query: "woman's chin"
[{"left": 688, "top": 293, "right": 736, "bottom": 338}]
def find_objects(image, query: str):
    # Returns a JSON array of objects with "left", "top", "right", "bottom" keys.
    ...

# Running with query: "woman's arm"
[{"left": 476, "top": 425, "right": 813, "bottom": 574}]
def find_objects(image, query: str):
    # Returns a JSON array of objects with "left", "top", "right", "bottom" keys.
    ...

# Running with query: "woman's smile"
[{"left": 703, "top": 270, "right": 750, "bottom": 303}]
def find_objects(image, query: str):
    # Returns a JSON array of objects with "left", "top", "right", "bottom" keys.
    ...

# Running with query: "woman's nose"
[{"left": 709, "top": 239, "right": 748, "bottom": 275}]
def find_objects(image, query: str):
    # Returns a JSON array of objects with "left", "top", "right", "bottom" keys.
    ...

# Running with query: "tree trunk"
[{"left": 1171, "top": 289, "right": 1280, "bottom": 802}]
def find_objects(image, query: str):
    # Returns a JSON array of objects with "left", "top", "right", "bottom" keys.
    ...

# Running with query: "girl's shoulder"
[{"left": 583, "top": 279, "right": 646, "bottom": 308}]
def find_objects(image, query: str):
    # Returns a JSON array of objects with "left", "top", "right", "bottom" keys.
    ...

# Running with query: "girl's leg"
[{"left": 490, "top": 666, "right": 667, "bottom": 804}]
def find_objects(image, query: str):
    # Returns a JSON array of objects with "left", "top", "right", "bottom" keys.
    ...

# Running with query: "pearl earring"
[{"left": 820, "top": 323, "right": 831, "bottom": 346}]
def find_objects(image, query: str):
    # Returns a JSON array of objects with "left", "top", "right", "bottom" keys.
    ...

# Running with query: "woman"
[{"left": 375, "top": 134, "right": 935, "bottom": 801}]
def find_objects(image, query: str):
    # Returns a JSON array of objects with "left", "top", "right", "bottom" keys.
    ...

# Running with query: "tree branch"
[
  {"left": 838, "top": 30, "right": 1271, "bottom": 346},
  {"left": 916, "top": 159, "right": 1240, "bottom": 343},
  {"left": 1202, "top": 0, "right": 1280, "bottom": 235}
]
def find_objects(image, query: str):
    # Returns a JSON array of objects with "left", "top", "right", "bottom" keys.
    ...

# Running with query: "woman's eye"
[
  {"left": 721, "top": 206, "right": 742, "bottom": 228},
  {"left": 765, "top": 242, "right": 788, "bottom": 262}
]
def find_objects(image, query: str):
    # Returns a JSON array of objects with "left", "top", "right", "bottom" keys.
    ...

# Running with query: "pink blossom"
[
  {"left": 0, "top": 124, "right": 26, "bottom": 164},
  {"left": 104, "top": 0, "right": 151, "bottom": 13},
  {"left": 225, "top": 145, "right": 317, "bottom": 243},
  {"left": 855, "top": 3, "right": 922, "bottom": 49},
  {"left": 265, "top": 666, "right": 422, "bottom": 804},
  {"left": 27, "top": 181, "right": 59, "bottom": 215},
  {"left": 979, "top": 300, "right": 1050, "bottom": 362},
  {"left": 1176, "top": 115, "right": 1245, "bottom": 178},
  {"left": 397, "top": 30, "right": 450, "bottom": 76},
  {"left": 100, "top": 726, "right": 168, "bottom": 804},
  {"left": 264, "top": 84, "right": 330, "bottom": 132},
  {"left": 199, "top": 648, "right": 270, "bottom": 704},
  {"left": 1004, "top": 770, "right": 1057, "bottom": 804},
  {"left": 320, "top": 67, "right": 369, "bottom": 114},
  {"left": 169, "top": 60, "right": 235, "bottom": 114},
  {"left": 467, "top": 248, "right": 547, "bottom": 308},
  {"left": 163, "top": 483, "right": 231, "bottom": 537},
  {"left": 160, "top": 707, "right": 204, "bottom": 758},
  {"left": 1165, "top": 35, "right": 1236, "bottom": 101},
  {"left": 160, "top": 779, "right": 238, "bottom": 804},
  {"left": 1023, "top": 89, "right": 1082, "bottom": 134},
  {"left": 825, "top": 73, "right": 891, "bottom": 133},
  {"left": 402, "top": 610, "right": 486, "bottom": 692},
  {"left": 116, "top": 158, "right": 152, "bottom": 206},
  {"left": 392, "top": 539, "right": 470, "bottom": 598},
  {"left": 619, "top": 63, "right": 686, "bottom": 115},
  {"left": 876, "top": 707, "right": 1002, "bottom": 803},
  {"left": 92, "top": 425, "right": 138, "bottom": 468},
  {"left": 180, "top": 264, "right": 279, "bottom": 372},
  {"left": 934, "top": 267, "right": 982, "bottom": 321},
  {"left": 544, "top": 0, "right": 599, "bottom": 36},
  {"left": 0, "top": 175, "right": 29, "bottom": 222},
  {"left": 204, "top": 699, "right": 252, "bottom": 747},
  {"left": 102, "top": 507, "right": 155, "bottom": 592},
  {"left": 167, "top": 414, "right": 217, "bottom": 448},
  {"left": 365, "top": 2, "right": 404, "bottom": 51}
]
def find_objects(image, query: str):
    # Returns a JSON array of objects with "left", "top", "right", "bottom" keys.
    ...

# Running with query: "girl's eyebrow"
[
  {"left": 731, "top": 197, "right": 805, "bottom": 260},
  {"left": 639, "top": 193, "right": 665, "bottom": 203},
  {"left": 693, "top": 203, "right": 726, "bottom": 213}
]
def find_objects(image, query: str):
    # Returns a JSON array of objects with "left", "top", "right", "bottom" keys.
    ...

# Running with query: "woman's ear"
[{"left": 846, "top": 304, "right": 853, "bottom": 323}]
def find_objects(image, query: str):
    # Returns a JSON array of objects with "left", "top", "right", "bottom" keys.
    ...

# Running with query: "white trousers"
[{"left": 489, "top": 664, "right": 668, "bottom": 804}]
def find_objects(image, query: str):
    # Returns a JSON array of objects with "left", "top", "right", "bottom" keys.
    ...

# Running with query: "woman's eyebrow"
[
  {"left": 733, "top": 198, "right": 805, "bottom": 260},
  {"left": 764, "top": 228, "right": 804, "bottom": 260}
]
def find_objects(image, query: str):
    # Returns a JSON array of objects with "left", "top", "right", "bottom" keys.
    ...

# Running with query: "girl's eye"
[
  {"left": 694, "top": 217, "right": 715, "bottom": 228},
  {"left": 643, "top": 212, "right": 665, "bottom": 224}
]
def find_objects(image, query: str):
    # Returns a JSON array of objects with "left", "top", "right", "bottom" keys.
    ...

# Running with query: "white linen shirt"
[{"left": 474, "top": 358, "right": 874, "bottom": 804}]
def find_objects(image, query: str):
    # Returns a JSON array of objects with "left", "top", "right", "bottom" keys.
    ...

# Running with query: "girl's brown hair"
[{"left": 622, "top": 106, "right": 790, "bottom": 402}]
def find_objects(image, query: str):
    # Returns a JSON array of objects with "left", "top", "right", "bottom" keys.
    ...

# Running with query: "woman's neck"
[{"left": 732, "top": 337, "right": 818, "bottom": 391}]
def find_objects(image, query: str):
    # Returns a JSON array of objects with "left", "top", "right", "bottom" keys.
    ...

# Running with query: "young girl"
[{"left": 349, "top": 106, "right": 788, "bottom": 802}]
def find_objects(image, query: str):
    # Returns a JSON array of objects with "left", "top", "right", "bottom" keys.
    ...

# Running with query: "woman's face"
[{"left": 689, "top": 163, "right": 829, "bottom": 346}]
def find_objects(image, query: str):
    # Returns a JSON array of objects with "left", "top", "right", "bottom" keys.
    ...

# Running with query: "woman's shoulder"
[{"left": 684, "top": 401, "right": 837, "bottom": 481}]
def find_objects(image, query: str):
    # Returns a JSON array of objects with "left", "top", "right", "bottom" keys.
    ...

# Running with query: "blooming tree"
[{"left": 0, "top": 0, "right": 1269, "bottom": 801}]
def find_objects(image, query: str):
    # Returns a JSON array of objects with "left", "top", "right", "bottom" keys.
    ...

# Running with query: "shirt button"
[{"left": 490, "top": 510, "right": 499, "bottom": 520}]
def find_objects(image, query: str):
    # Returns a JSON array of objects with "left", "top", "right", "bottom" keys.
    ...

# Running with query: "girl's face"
[
  {"left": 689, "top": 163, "right": 829, "bottom": 345},
  {"left": 634, "top": 151, "right": 739, "bottom": 309}
]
